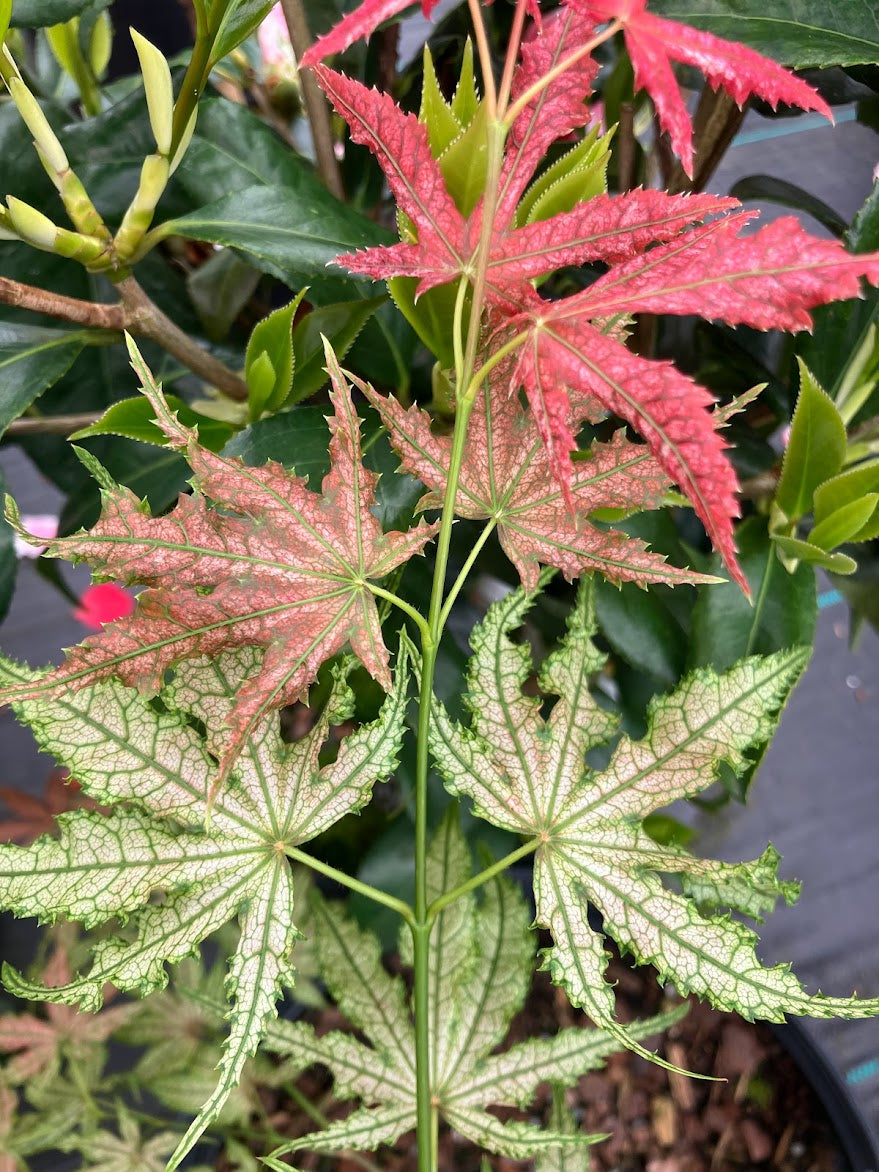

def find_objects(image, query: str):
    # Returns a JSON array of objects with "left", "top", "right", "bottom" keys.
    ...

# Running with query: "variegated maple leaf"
[
  {"left": 428, "top": 576, "right": 879, "bottom": 1053},
  {"left": 567, "top": 0, "right": 832, "bottom": 177},
  {"left": 0, "top": 338, "right": 435, "bottom": 790},
  {"left": 0, "top": 943, "right": 133, "bottom": 1084},
  {"left": 263, "top": 812, "right": 684, "bottom": 1165},
  {"left": 0, "top": 643, "right": 409, "bottom": 1170},
  {"left": 362, "top": 374, "right": 710, "bottom": 589}
]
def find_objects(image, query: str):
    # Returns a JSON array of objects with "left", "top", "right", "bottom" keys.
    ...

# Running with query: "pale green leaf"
[
  {"left": 430, "top": 578, "right": 879, "bottom": 1045},
  {"left": 775, "top": 361, "right": 847, "bottom": 521},
  {"left": 0, "top": 643, "right": 408, "bottom": 1169},
  {"left": 268, "top": 814, "right": 672, "bottom": 1164}
]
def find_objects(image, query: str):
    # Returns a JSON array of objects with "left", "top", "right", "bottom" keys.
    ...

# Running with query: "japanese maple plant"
[{"left": 1, "top": 0, "right": 879, "bottom": 1168}]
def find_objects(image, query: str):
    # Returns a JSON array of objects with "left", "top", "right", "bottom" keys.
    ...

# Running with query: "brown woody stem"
[
  {"left": 0, "top": 277, "right": 124, "bottom": 330},
  {"left": 280, "top": 0, "right": 345, "bottom": 201},
  {"left": 0, "top": 274, "right": 249, "bottom": 401},
  {"left": 117, "top": 276, "right": 248, "bottom": 400},
  {"left": 6, "top": 411, "right": 103, "bottom": 435}
]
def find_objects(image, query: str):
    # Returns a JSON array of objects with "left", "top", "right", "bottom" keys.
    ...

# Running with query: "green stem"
[
  {"left": 367, "top": 581, "right": 431, "bottom": 642},
  {"left": 284, "top": 844, "right": 415, "bottom": 927},
  {"left": 169, "top": 24, "right": 214, "bottom": 157},
  {"left": 438, "top": 518, "right": 497, "bottom": 628},
  {"left": 427, "top": 838, "right": 539, "bottom": 922}
]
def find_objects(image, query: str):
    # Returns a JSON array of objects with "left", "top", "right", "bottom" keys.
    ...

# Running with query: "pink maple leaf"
[
  {"left": 568, "top": 0, "right": 832, "bottom": 177},
  {"left": 73, "top": 582, "right": 136, "bottom": 630}
]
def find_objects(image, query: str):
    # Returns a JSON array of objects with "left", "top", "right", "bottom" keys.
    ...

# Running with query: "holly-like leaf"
[
  {"left": 569, "top": 0, "right": 832, "bottom": 176},
  {"left": 0, "top": 642, "right": 409, "bottom": 1169},
  {"left": 429, "top": 578, "right": 879, "bottom": 1056},
  {"left": 301, "top": 0, "right": 439, "bottom": 65},
  {"left": 266, "top": 812, "right": 683, "bottom": 1163},
  {"left": 0, "top": 943, "right": 133, "bottom": 1085},
  {"left": 0, "top": 338, "right": 436, "bottom": 792},
  {"left": 364, "top": 377, "right": 710, "bottom": 589}
]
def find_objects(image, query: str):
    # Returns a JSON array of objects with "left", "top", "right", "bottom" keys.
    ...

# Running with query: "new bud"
[
  {"left": 113, "top": 153, "right": 170, "bottom": 259},
  {"left": 170, "top": 108, "right": 197, "bottom": 175},
  {"left": 130, "top": 28, "right": 174, "bottom": 156},
  {"left": 6, "top": 197, "right": 58, "bottom": 250},
  {"left": 7, "top": 78, "right": 69, "bottom": 175}
]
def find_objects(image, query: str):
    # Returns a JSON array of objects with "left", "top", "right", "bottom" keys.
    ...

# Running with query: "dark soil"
[{"left": 248, "top": 954, "right": 845, "bottom": 1172}]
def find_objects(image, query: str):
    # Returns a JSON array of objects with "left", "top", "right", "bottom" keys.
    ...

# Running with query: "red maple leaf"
[
  {"left": 0, "top": 944, "right": 132, "bottom": 1083},
  {"left": 309, "top": 9, "right": 879, "bottom": 591},
  {"left": 568, "top": 0, "right": 832, "bottom": 176},
  {"left": 362, "top": 369, "right": 710, "bottom": 589},
  {"left": 301, "top": 0, "right": 438, "bottom": 66},
  {"left": 2, "top": 341, "right": 437, "bottom": 789}
]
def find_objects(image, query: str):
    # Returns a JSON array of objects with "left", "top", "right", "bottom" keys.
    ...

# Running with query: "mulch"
[{"left": 245, "top": 953, "right": 844, "bottom": 1171}]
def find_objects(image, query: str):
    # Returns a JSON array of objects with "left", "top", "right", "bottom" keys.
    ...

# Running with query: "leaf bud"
[
  {"left": 130, "top": 28, "right": 174, "bottom": 156},
  {"left": 7, "top": 77, "right": 69, "bottom": 175},
  {"left": 89, "top": 11, "right": 113, "bottom": 79},
  {"left": 113, "top": 153, "right": 170, "bottom": 259},
  {"left": 5, "top": 197, "right": 59, "bottom": 250}
]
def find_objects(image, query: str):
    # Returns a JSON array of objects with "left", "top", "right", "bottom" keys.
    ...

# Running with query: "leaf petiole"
[
  {"left": 366, "top": 581, "right": 432, "bottom": 643},
  {"left": 503, "top": 20, "right": 623, "bottom": 125},
  {"left": 283, "top": 844, "right": 416, "bottom": 928},
  {"left": 426, "top": 838, "right": 540, "bottom": 923}
]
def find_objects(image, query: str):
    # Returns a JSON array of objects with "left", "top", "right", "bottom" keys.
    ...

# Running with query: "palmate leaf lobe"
[
  {"left": 429, "top": 578, "right": 879, "bottom": 1052},
  {"left": 0, "top": 338, "right": 436, "bottom": 794},
  {"left": 567, "top": 0, "right": 832, "bottom": 176},
  {"left": 0, "top": 642, "right": 409, "bottom": 1169},
  {"left": 363, "top": 375, "right": 715, "bottom": 589},
  {"left": 301, "top": 0, "right": 438, "bottom": 66},
  {"left": 266, "top": 811, "right": 684, "bottom": 1163}
]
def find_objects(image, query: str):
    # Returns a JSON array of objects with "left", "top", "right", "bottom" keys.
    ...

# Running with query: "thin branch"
[
  {"left": 6, "top": 411, "right": 103, "bottom": 435},
  {"left": 280, "top": 0, "right": 345, "bottom": 201},
  {"left": 118, "top": 276, "right": 249, "bottom": 400},
  {"left": 0, "top": 277, "right": 124, "bottom": 330},
  {"left": 0, "top": 274, "right": 249, "bottom": 400}
]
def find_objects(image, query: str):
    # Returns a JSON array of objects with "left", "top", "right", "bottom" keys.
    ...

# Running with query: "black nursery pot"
[{"left": 771, "top": 1020, "right": 879, "bottom": 1172}]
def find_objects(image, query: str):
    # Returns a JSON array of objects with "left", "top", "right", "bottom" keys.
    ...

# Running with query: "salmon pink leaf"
[
  {"left": 0, "top": 643, "right": 410, "bottom": 1169},
  {"left": 364, "top": 375, "right": 710, "bottom": 589},
  {"left": 568, "top": 0, "right": 832, "bottom": 176},
  {"left": 302, "top": 0, "right": 438, "bottom": 66},
  {"left": 0, "top": 338, "right": 436, "bottom": 793},
  {"left": 430, "top": 579, "right": 879, "bottom": 1055}
]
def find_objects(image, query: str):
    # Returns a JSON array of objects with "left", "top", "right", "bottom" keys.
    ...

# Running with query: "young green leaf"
[
  {"left": 71, "top": 393, "right": 234, "bottom": 452},
  {"left": 266, "top": 813, "right": 682, "bottom": 1163},
  {"left": 245, "top": 291, "right": 305, "bottom": 420},
  {"left": 775, "top": 361, "right": 848, "bottom": 522},
  {"left": 809, "top": 494, "right": 879, "bottom": 550},
  {"left": 0, "top": 339, "right": 437, "bottom": 793},
  {"left": 429, "top": 578, "right": 879, "bottom": 1055},
  {"left": 814, "top": 459, "right": 879, "bottom": 541},
  {"left": 0, "top": 641, "right": 409, "bottom": 1169},
  {"left": 772, "top": 533, "right": 858, "bottom": 575}
]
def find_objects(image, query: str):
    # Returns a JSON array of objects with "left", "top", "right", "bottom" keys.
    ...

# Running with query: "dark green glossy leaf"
[
  {"left": 0, "top": 467, "right": 17, "bottom": 623},
  {"left": 728, "top": 175, "right": 846, "bottom": 237},
  {"left": 71, "top": 394, "right": 234, "bottom": 452},
  {"left": 594, "top": 579, "right": 688, "bottom": 687},
  {"left": 153, "top": 185, "right": 392, "bottom": 291},
  {"left": 0, "top": 324, "right": 90, "bottom": 436},
  {"left": 187, "top": 249, "right": 262, "bottom": 341},
  {"left": 690, "top": 518, "right": 816, "bottom": 672},
  {"left": 649, "top": 0, "right": 879, "bottom": 67},
  {"left": 10, "top": 0, "right": 90, "bottom": 27},
  {"left": 289, "top": 296, "right": 385, "bottom": 404},
  {"left": 210, "top": 0, "right": 277, "bottom": 65},
  {"left": 775, "top": 361, "right": 847, "bottom": 520},
  {"left": 799, "top": 183, "right": 879, "bottom": 395}
]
